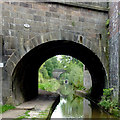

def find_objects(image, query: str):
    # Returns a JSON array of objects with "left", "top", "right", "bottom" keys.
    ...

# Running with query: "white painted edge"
[{"left": 0, "top": 63, "right": 4, "bottom": 67}]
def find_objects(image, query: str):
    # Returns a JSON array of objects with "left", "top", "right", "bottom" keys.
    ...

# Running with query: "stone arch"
[
  {"left": 5, "top": 30, "right": 100, "bottom": 77},
  {"left": 52, "top": 69, "right": 66, "bottom": 80},
  {"left": 5, "top": 30, "right": 107, "bottom": 104}
]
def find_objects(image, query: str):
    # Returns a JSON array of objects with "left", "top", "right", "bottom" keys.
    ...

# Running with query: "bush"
[
  {"left": 38, "top": 79, "right": 60, "bottom": 92},
  {"left": 98, "top": 88, "right": 120, "bottom": 117},
  {"left": 112, "top": 108, "right": 120, "bottom": 117},
  {"left": 0, "top": 104, "right": 15, "bottom": 113}
]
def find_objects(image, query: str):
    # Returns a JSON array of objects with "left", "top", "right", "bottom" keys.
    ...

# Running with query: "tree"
[
  {"left": 60, "top": 55, "right": 71, "bottom": 68},
  {"left": 44, "top": 60, "right": 54, "bottom": 78},
  {"left": 51, "top": 56, "right": 59, "bottom": 69},
  {"left": 59, "top": 55, "right": 84, "bottom": 89},
  {"left": 44, "top": 56, "right": 61, "bottom": 78},
  {"left": 39, "top": 63, "right": 49, "bottom": 80},
  {"left": 68, "top": 64, "right": 83, "bottom": 88},
  {"left": 38, "top": 55, "right": 84, "bottom": 89}
]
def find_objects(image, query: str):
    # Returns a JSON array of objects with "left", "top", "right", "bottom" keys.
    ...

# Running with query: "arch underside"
[{"left": 12, "top": 40, "right": 106, "bottom": 104}]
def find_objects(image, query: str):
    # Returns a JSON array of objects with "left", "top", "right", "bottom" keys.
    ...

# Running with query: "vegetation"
[
  {"left": 17, "top": 106, "right": 50, "bottom": 119},
  {"left": 38, "top": 55, "right": 84, "bottom": 92},
  {"left": 72, "top": 21, "right": 75, "bottom": 26},
  {"left": 0, "top": 104, "right": 15, "bottom": 113},
  {"left": 107, "top": 31, "right": 110, "bottom": 35},
  {"left": 59, "top": 55, "right": 84, "bottom": 90},
  {"left": 105, "top": 19, "right": 110, "bottom": 35},
  {"left": 60, "top": 84, "right": 74, "bottom": 96},
  {"left": 105, "top": 19, "right": 110, "bottom": 28},
  {"left": 17, "top": 110, "right": 30, "bottom": 119},
  {"left": 38, "top": 79, "right": 60, "bottom": 92},
  {"left": 38, "top": 56, "right": 61, "bottom": 81},
  {"left": 98, "top": 88, "right": 120, "bottom": 117}
]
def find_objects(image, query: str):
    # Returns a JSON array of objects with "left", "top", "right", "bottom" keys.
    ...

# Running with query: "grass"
[
  {"left": 17, "top": 107, "right": 50, "bottom": 119},
  {"left": 38, "top": 78, "right": 60, "bottom": 92},
  {"left": 0, "top": 104, "right": 15, "bottom": 113},
  {"left": 17, "top": 110, "right": 30, "bottom": 119}
]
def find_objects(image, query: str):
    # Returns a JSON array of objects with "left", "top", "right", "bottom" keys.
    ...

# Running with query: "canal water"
[{"left": 51, "top": 84, "right": 114, "bottom": 118}]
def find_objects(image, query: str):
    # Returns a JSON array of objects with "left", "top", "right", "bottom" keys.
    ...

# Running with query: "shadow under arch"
[{"left": 12, "top": 40, "right": 106, "bottom": 104}]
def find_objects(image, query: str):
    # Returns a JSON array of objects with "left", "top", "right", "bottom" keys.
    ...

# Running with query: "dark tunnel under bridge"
[{"left": 12, "top": 40, "right": 107, "bottom": 104}]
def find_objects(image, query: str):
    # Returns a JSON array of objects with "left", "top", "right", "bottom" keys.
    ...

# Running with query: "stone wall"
[
  {"left": 109, "top": 2, "right": 120, "bottom": 103},
  {"left": 0, "top": 1, "right": 3, "bottom": 105},
  {"left": 83, "top": 65, "right": 92, "bottom": 90},
  {"left": 1, "top": 2, "right": 109, "bottom": 103},
  {"left": 2, "top": 2, "right": 108, "bottom": 69},
  {"left": 0, "top": 35, "right": 3, "bottom": 104},
  {"left": 0, "top": 3, "right": 2, "bottom": 35}
]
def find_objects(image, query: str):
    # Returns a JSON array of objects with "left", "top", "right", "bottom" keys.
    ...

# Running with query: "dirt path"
[{"left": 1, "top": 90, "right": 60, "bottom": 119}]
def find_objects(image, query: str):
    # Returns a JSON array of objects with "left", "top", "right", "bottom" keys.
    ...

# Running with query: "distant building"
[{"left": 52, "top": 69, "right": 66, "bottom": 80}]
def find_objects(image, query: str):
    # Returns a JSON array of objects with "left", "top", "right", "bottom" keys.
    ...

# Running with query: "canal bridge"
[
  {"left": 52, "top": 69, "right": 66, "bottom": 80},
  {"left": 0, "top": 1, "right": 120, "bottom": 105}
]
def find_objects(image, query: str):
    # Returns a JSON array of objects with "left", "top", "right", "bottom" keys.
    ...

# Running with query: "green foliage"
[
  {"left": 72, "top": 21, "right": 75, "bottom": 26},
  {"left": 59, "top": 55, "right": 84, "bottom": 90},
  {"left": 77, "top": 86, "right": 85, "bottom": 90},
  {"left": 17, "top": 107, "right": 50, "bottom": 119},
  {"left": 60, "top": 56, "right": 84, "bottom": 90},
  {"left": 44, "top": 60, "right": 53, "bottom": 78},
  {"left": 50, "top": 57, "right": 60, "bottom": 69},
  {"left": 68, "top": 64, "right": 83, "bottom": 88},
  {"left": 0, "top": 104, "right": 15, "bottom": 113},
  {"left": 17, "top": 110, "right": 30, "bottom": 118},
  {"left": 98, "top": 88, "right": 120, "bottom": 117},
  {"left": 44, "top": 56, "right": 61, "bottom": 78},
  {"left": 60, "top": 85, "right": 74, "bottom": 96},
  {"left": 25, "top": 110, "right": 30, "bottom": 116},
  {"left": 38, "top": 55, "right": 84, "bottom": 91},
  {"left": 103, "top": 88, "right": 113, "bottom": 97},
  {"left": 40, "top": 66, "right": 49, "bottom": 79},
  {"left": 112, "top": 108, "right": 120, "bottom": 117},
  {"left": 39, "top": 63, "right": 49, "bottom": 81},
  {"left": 99, "top": 99, "right": 111, "bottom": 110},
  {"left": 38, "top": 79, "right": 60, "bottom": 92},
  {"left": 107, "top": 31, "right": 110, "bottom": 35},
  {"left": 39, "top": 56, "right": 61, "bottom": 79},
  {"left": 105, "top": 19, "right": 110, "bottom": 27}
]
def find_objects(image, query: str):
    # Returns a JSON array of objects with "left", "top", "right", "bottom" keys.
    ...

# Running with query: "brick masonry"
[{"left": 109, "top": 2, "right": 120, "bottom": 103}]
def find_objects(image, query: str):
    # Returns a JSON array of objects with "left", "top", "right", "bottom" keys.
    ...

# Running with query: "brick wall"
[{"left": 109, "top": 2, "right": 120, "bottom": 102}]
